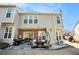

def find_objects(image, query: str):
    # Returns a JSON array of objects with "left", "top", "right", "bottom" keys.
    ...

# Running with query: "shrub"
[{"left": 69, "top": 36, "right": 74, "bottom": 42}]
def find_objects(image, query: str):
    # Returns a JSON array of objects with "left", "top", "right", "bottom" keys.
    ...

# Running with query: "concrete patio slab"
[
  {"left": 63, "top": 40, "right": 79, "bottom": 49},
  {"left": 49, "top": 44, "right": 69, "bottom": 50}
]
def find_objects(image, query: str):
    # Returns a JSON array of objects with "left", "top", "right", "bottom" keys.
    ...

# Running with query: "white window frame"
[
  {"left": 34, "top": 16, "right": 38, "bottom": 24},
  {"left": 6, "top": 8, "right": 13, "bottom": 18},
  {"left": 23, "top": 15, "right": 38, "bottom": 24},
  {"left": 4, "top": 27, "right": 12, "bottom": 39},
  {"left": 56, "top": 16, "right": 61, "bottom": 24},
  {"left": 28, "top": 15, "right": 33, "bottom": 24},
  {"left": 33, "top": 16, "right": 34, "bottom": 24},
  {"left": 23, "top": 16, "right": 29, "bottom": 24}
]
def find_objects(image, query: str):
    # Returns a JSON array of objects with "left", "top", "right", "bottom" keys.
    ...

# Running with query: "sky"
[{"left": 1, "top": 3, "right": 79, "bottom": 31}]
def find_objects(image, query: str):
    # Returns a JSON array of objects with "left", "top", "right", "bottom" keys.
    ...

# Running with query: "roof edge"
[
  {"left": 0, "top": 5, "right": 16, "bottom": 8},
  {"left": 19, "top": 13, "right": 62, "bottom": 16}
]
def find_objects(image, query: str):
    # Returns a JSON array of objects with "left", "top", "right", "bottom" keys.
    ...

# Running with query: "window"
[
  {"left": 24, "top": 16, "right": 28, "bottom": 24},
  {"left": 59, "top": 36, "right": 61, "bottom": 40},
  {"left": 59, "top": 32, "right": 61, "bottom": 40},
  {"left": 42, "top": 36, "right": 46, "bottom": 40},
  {"left": 29, "top": 20, "right": 32, "bottom": 23},
  {"left": 57, "top": 20, "right": 60, "bottom": 24},
  {"left": 56, "top": 32, "right": 61, "bottom": 41},
  {"left": 29, "top": 16, "right": 33, "bottom": 24},
  {"left": 4, "top": 27, "right": 12, "bottom": 39},
  {"left": 6, "top": 8, "right": 12, "bottom": 18},
  {"left": 56, "top": 32, "right": 59, "bottom": 41},
  {"left": 34, "top": 20, "right": 38, "bottom": 23},
  {"left": 57, "top": 16, "right": 61, "bottom": 24},
  {"left": 8, "top": 27, "right": 12, "bottom": 38},
  {"left": 24, "top": 16, "right": 38, "bottom": 24},
  {"left": 4, "top": 27, "right": 8, "bottom": 38},
  {"left": 34, "top": 16, "right": 38, "bottom": 24},
  {"left": 24, "top": 20, "right": 28, "bottom": 24}
]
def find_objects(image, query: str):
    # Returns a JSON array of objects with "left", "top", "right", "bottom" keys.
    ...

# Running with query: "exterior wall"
[
  {"left": 18, "top": 14, "right": 63, "bottom": 44},
  {"left": 73, "top": 23, "right": 79, "bottom": 42},
  {"left": 0, "top": 26, "right": 4, "bottom": 40},
  {"left": 13, "top": 8, "right": 20, "bottom": 39},
  {"left": 0, "top": 24, "right": 15, "bottom": 45},
  {"left": 0, "top": 7, "right": 15, "bottom": 23},
  {"left": 0, "top": 6, "right": 17, "bottom": 44},
  {"left": 73, "top": 35, "right": 79, "bottom": 41},
  {"left": 0, "top": 5, "right": 63, "bottom": 45},
  {"left": 2, "top": 8, "right": 20, "bottom": 44},
  {"left": 74, "top": 23, "right": 79, "bottom": 35},
  {"left": 18, "top": 29, "right": 44, "bottom": 40}
]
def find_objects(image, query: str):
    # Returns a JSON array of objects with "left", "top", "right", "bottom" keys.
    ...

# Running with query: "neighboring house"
[
  {"left": 73, "top": 21, "right": 79, "bottom": 42},
  {"left": 0, "top": 5, "right": 64, "bottom": 45}
]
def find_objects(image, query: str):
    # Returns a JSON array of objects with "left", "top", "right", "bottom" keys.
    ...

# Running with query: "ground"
[{"left": 0, "top": 43, "right": 79, "bottom": 55}]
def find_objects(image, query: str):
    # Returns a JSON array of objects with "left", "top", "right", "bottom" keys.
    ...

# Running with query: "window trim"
[
  {"left": 56, "top": 16, "right": 61, "bottom": 24},
  {"left": 29, "top": 16, "right": 33, "bottom": 24},
  {"left": 4, "top": 27, "right": 12, "bottom": 39},
  {"left": 23, "top": 16, "right": 29, "bottom": 24},
  {"left": 6, "top": 8, "right": 12, "bottom": 18},
  {"left": 34, "top": 16, "right": 38, "bottom": 24},
  {"left": 23, "top": 15, "right": 38, "bottom": 24}
]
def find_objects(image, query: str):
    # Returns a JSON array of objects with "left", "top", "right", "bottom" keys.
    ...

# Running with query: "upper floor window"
[
  {"left": 24, "top": 15, "right": 38, "bottom": 24},
  {"left": 34, "top": 16, "right": 38, "bottom": 24},
  {"left": 6, "top": 8, "right": 12, "bottom": 18},
  {"left": 24, "top": 16, "right": 28, "bottom": 24},
  {"left": 57, "top": 16, "right": 61, "bottom": 24},
  {"left": 29, "top": 16, "right": 33, "bottom": 24}
]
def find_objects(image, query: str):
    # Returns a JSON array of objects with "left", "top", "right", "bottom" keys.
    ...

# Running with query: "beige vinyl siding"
[{"left": 0, "top": 8, "right": 15, "bottom": 23}]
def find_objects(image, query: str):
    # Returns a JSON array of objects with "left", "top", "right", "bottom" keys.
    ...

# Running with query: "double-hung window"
[
  {"left": 24, "top": 16, "right": 28, "bottom": 24},
  {"left": 57, "top": 16, "right": 61, "bottom": 24},
  {"left": 6, "top": 8, "right": 12, "bottom": 18},
  {"left": 24, "top": 16, "right": 38, "bottom": 24},
  {"left": 34, "top": 16, "right": 38, "bottom": 24},
  {"left": 29, "top": 16, "right": 33, "bottom": 24}
]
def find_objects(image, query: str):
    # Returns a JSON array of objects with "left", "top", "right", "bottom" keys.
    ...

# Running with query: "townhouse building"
[{"left": 0, "top": 5, "right": 64, "bottom": 45}]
